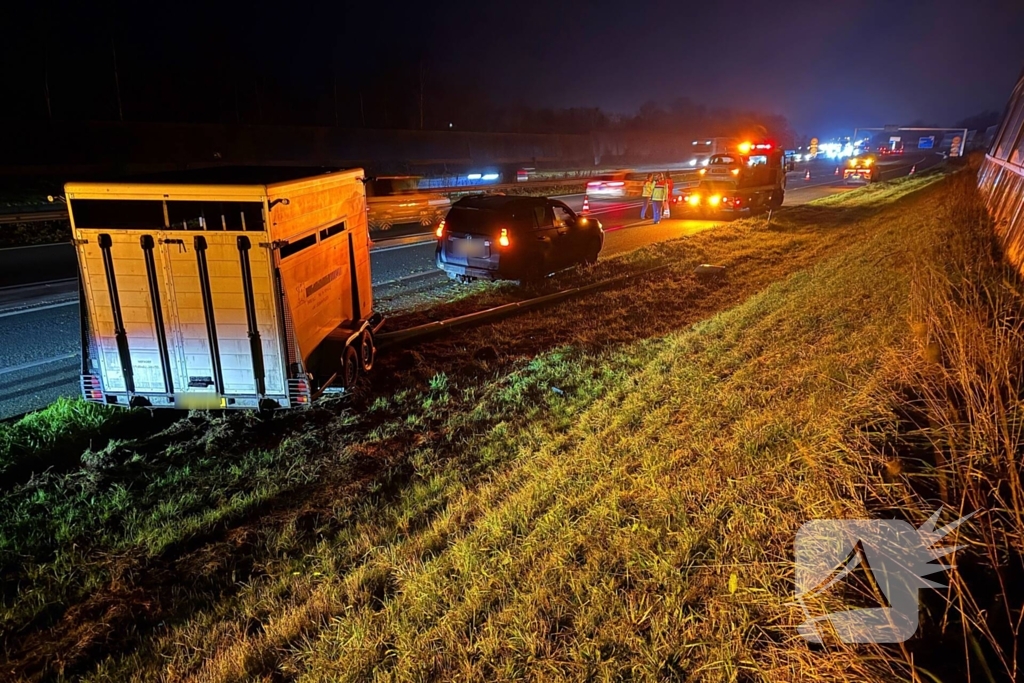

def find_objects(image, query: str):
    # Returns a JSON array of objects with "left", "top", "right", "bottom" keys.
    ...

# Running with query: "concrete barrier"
[{"left": 0, "top": 244, "right": 77, "bottom": 288}]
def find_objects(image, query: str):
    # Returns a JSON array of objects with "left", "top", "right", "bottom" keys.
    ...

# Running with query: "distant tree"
[{"left": 955, "top": 110, "right": 1002, "bottom": 131}]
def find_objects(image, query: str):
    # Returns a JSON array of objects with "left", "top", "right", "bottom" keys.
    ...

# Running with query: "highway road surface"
[{"left": 0, "top": 153, "right": 940, "bottom": 419}]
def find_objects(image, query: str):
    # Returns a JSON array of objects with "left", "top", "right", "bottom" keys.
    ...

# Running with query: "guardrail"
[{"left": 0, "top": 208, "right": 69, "bottom": 225}]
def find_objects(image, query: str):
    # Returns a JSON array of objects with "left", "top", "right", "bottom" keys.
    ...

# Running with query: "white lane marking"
[
  {"left": 370, "top": 239, "right": 438, "bottom": 254},
  {"left": 0, "top": 353, "right": 78, "bottom": 376},
  {"left": 0, "top": 277, "right": 78, "bottom": 293},
  {"left": 0, "top": 300, "right": 78, "bottom": 319}
]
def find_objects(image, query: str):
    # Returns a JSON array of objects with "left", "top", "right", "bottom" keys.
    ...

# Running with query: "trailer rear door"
[
  {"left": 77, "top": 230, "right": 173, "bottom": 396},
  {"left": 160, "top": 231, "right": 287, "bottom": 403},
  {"left": 72, "top": 197, "right": 288, "bottom": 408}
]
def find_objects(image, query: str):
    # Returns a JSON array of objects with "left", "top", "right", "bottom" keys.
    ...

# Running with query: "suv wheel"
[
  {"left": 520, "top": 258, "right": 547, "bottom": 287},
  {"left": 583, "top": 237, "right": 601, "bottom": 266}
]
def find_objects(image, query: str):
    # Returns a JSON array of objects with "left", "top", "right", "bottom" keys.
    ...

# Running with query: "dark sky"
[
  {"left": 4, "top": 0, "right": 1024, "bottom": 138},
  {"left": 427, "top": 0, "right": 1024, "bottom": 136}
]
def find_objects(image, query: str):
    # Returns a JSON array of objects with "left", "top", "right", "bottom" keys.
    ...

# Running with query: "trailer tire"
[
  {"left": 770, "top": 190, "right": 784, "bottom": 209},
  {"left": 341, "top": 345, "right": 360, "bottom": 389},
  {"left": 359, "top": 329, "right": 376, "bottom": 373}
]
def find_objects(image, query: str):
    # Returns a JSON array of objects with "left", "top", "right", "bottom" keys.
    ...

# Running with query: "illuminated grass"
[
  {"left": 3, "top": 172, "right": 968, "bottom": 681},
  {"left": 0, "top": 397, "right": 127, "bottom": 482}
]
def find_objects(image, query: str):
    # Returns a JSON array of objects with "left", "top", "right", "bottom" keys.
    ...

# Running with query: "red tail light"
[
  {"left": 435, "top": 219, "right": 446, "bottom": 238},
  {"left": 498, "top": 228, "right": 510, "bottom": 248}
]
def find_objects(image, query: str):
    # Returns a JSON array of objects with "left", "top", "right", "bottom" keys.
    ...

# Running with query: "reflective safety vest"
[
  {"left": 651, "top": 183, "right": 667, "bottom": 201},
  {"left": 642, "top": 181, "right": 655, "bottom": 198}
]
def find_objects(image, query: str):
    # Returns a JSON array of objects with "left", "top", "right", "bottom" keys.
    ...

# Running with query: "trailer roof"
[{"left": 65, "top": 167, "right": 364, "bottom": 202}]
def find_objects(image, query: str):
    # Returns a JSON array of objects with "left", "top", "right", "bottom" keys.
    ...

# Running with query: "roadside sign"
[
  {"left": 950, "top": 135, "right": 963, "bottom": 157},
  {"left": 919, "top": 136, "right": 935, "bottom": 149},
  {"left": 809, "top": 137, "right": 819, "bottom": 157},
  {"left": 889, "top": 136, "right": 902, "bottom": 143}
]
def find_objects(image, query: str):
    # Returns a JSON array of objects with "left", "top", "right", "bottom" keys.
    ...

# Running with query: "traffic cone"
[
  {"left": 834, "top": 166, "right": 840, "bottom": 176},
  {"left": 909, "top": 165, "right": 916, "bottom": 175},
  {"left": 581, "top": 195, "right": 590, "bottom": 214},
  {"left": 804, "top": 170, "right": 811, "bottom": 181}
]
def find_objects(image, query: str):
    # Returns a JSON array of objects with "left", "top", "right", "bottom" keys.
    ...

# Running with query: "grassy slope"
[
  {"left": 285, "top": 188, "right": 933, "bottom": 682},
  {"left": 1, "top": 173, "right": 951, "bottom": 681}
]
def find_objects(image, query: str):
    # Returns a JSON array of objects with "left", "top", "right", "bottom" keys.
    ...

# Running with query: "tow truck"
[
  {"left": 843, "top": 154, "right": 878, "bottom": 184},
  {"left": 675, "top": 141, "right": 787, "bottom": 215}
]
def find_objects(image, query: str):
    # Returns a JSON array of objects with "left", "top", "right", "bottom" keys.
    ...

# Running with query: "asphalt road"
[{"left": 0, "top": 153, "right": 942, "bottom": 420}]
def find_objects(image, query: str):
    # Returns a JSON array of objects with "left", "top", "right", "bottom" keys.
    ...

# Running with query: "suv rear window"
[{"left": 445, "top": 206, "right": 503, "bottom": 234}]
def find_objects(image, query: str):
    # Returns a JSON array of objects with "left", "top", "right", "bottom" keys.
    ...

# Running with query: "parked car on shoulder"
[
  {"left": 365, "top": 176, "right": 450, "bottom": 233},
  {"left": 435, "top": 195, "right": 604, "bottom": 283}
]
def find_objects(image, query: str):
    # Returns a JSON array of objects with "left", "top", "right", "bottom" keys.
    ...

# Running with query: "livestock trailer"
[{"left": 67, "top": 168, "right": 380, "bottom": 410}]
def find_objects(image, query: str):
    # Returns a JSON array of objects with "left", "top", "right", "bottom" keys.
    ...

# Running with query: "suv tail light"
[
  {"left": 498, "top": 228, "right": 510, "bottom": 247},
  {"left": 435, "top": 218, "right": 445, "bottom": 238}
]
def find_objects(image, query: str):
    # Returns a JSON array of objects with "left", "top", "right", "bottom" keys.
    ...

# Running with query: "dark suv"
[{"left": 435, "top": 195, "right": 604, "bottom": 283}]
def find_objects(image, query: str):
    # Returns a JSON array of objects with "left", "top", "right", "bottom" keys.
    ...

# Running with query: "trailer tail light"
[
  {"left": 708, "top": 195, "right": 721, "bottom": 207},
  {"left": 81, "top": 374, "right": 104, "bottom": 403},
  {"left": 498, "top": 228, "right": 510, "bottom": 247},
  {"left": 687, "top": 194, "right": 701, "bottom": 206},
  {"left": 289, "top": 378, "right": 312, "bottom": 407},
  {"left": 734, "top": 197, "right": 743, "bottom": 207}
]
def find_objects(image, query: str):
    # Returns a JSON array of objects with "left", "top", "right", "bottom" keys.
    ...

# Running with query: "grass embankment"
[{"left": 7, "top": 168, "right": 1017, "bottom": 681}]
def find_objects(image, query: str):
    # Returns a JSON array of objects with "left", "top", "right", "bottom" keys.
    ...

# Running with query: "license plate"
[
  {"left": 452, "top": 238, "right": 488, "bottom": 257},
  {"left": 175, "top": 393, "right": 226, "bottom": 409}
]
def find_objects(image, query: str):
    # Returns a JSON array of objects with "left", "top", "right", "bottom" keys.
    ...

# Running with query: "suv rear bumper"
[{"left": 438, "top": 262, "right": 502, "bottom": 281}]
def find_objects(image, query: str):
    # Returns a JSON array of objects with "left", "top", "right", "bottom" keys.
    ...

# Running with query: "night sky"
[{"left": 4, "top": 0, "right": 1024, "bottom": 138}]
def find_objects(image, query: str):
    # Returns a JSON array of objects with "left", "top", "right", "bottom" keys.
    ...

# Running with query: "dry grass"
[{"left": 843, "top": 170, "right": 1024, "bottom": 681}]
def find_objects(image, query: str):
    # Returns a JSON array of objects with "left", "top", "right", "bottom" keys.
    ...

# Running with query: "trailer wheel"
[
  {"left": 769, "top": 190, "right": 784, "bottom": 209},
  {"left": 341, "top": 345, "right": 360, "bottom": 389},
  {"left": 358, "top": 329, "right": 376, "bottom": 373}
]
